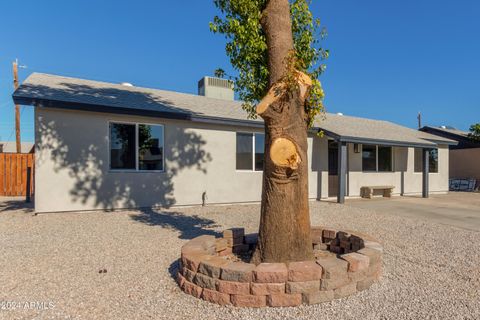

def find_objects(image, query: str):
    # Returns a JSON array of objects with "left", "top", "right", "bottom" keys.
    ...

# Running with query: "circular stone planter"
[{"left": 177, "top": 227, "right": 382, "bottom": 307}]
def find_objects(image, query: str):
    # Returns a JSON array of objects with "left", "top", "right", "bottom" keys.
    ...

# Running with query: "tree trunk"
[{"left": 252, "top": 0, "right": 313, "bottom": 263}]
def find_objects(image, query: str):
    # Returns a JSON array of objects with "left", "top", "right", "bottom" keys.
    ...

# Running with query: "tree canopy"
[
  {"left": 210, "top": 0, "right": 327, "bottom": 127},
  {"left": 468, "top": 123, "right": 480, "bottom": 142}
]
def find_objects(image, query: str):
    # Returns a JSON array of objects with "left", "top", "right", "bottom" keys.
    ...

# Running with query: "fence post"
[{"left": 26, "top": 167, "right": 31, "bottom": 203}]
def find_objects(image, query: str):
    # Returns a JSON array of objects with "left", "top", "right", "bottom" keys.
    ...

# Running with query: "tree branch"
[{"left": 256, "top": 71, "right": 313, "bottom": 118}]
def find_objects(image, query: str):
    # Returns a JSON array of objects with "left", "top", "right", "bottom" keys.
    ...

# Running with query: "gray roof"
[
  {"left": 0, "top": 141, "right": 34, "bottom": 153},
  {"left": 13, "top": 72, "right": 260, "bottom": 127},
  {"left": 422, "top": 126, "right": 469, "bottom": 137},
  {"left": 316, "top": 114, "right": 456, "bottom": 147},
  {"left": 13, "top": 73, "right": 455, "bottom": 148}
]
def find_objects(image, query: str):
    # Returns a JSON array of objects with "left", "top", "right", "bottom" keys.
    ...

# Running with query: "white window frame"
[
  {"left": 362, "top": 144, "right": 394, "bottom": 173},
  {"left": 235, "top": 131, "right": 264, "bottom": 172},
  {"left": 108, "top": 121, "right": 165, "bottom": 173}
]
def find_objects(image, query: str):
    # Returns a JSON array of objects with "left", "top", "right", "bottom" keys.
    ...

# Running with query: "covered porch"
[
  {"left": 314, "top": 113, "right": 457, "bottom": 203},
  {"left": 329, "top": 139, "right": 434, "bottom": 204}
]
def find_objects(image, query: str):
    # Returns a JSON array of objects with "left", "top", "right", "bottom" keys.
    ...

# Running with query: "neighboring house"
[
  {"left": 420, "top": 126, "right": 480, "bottom": 182},
  {"left": 13, "top": 73, "right": 455, "bottom": 213},
  {"left": 0, "top": 141, "right": 34, "bottom": 153}
]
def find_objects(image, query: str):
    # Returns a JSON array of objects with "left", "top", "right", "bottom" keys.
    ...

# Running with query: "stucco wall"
[
  {"left": 346, "top": 144, "right": 449, "bottom": 197},
  {"left": 347, "top": 145, "right": 402, "bottom": 197},
  {"left": 449, "top": 148, "right": 480, "bottom": 180},
  {"left": 402, "top": 145, "right": 449, "bottom": 195},
  {"left": 34, "top": 107, "right": 448, "bottom": 212},
  {"left": 35, "top": 107, "right": 329, "bottom": 213}
]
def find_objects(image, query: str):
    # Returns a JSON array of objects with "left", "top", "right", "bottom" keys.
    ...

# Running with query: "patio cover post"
[
  {"left": 422, "top": 148, "right": 430, "bottom": 198},
  {"left": 337, "top": 141, "right": 347, "bottom": 204}
]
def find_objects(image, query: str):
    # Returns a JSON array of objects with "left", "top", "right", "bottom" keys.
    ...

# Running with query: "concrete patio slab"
[{"left": 345, "top": 192, "right": 480, "bottom": 232}]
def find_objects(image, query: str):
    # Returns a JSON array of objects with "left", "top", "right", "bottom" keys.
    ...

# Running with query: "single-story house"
[
  {"left": 421, "top": 125, "right": 480, "bottom": 183},
  {"left": 13, "top": 73, "right": 456, "bottom": 213}
]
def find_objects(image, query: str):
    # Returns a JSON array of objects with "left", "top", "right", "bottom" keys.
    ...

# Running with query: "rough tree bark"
[{"left": 252, "top": 0, "right": 314, "bottom": 263}]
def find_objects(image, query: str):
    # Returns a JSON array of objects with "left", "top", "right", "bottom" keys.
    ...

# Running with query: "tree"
[
  {"left": 211, "top": 0, "right": 327, "bottom": 263},
  {"left": 214, "top": 68, "right": 226, "bottom": 78},
  {"left": 468, "top": 123, "right": 480, "bottom": 142}
]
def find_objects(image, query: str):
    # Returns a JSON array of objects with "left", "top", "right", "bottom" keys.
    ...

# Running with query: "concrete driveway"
[{"left": 346, "top": 192, "right": 480, "bottom": 232}]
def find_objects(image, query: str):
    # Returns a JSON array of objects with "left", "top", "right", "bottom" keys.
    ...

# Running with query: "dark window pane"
[
  {"left": 414, "top": 148, "right": 423, "bottom": 173},
  {"left": 328, "top": 140, "right": 338, "bottom": 175},
  {"left": 362, "top": 144, "right": 377, "bottom": 171},
  {"left": 236, "top": 133, "right": 253, "bottom": 170},
  {"left": 254, "top": 133, "right": 265, "bottom": 171},
  {"left": 429, "top": 149, "right": 438, "bottom": 173},
  {"left": 378, "top": 146, "right": 392, "bottom": 172},
  {"left": 110, "top": 123, "right": 136, "bottom": 169},
  {"left": 138, "top": 124, "right": 164, "bottom": 171},
  {"left": 414, "top": 148, "right": 438, "bottom": 173}
]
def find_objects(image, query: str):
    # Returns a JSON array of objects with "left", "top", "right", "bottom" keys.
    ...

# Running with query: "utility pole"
[{"left": 13, "top": 59, "right": 21, "bottom": 153}]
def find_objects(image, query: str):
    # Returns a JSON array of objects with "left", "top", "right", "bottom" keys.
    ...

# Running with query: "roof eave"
[
  {"left": 13, "top": 94, "right": 449, "bottom": 148},
  {"left": 13, "top": 94, "right": 266, "bottom": 129},
  {"left": 331, "top": 135, "right": 437, "bottom": 149},
  {"left": 422, "top": 138, "right": 458, "bottom": 146}
]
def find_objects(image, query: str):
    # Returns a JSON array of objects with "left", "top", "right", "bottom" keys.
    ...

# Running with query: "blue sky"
[{"left": 0, "top": 0, "right": 479, "bottom": 142}]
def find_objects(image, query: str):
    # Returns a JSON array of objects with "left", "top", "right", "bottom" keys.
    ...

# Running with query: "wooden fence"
[{"left": 0, "top": 153, "right": 34, "bottom": 197}]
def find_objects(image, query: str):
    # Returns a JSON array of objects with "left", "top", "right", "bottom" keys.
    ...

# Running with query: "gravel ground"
[{"left": 0, "top": 199, "right": 479, "bottom": 320}]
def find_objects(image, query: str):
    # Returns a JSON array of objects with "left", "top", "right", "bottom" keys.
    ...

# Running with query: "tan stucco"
[
  {"left": 449, "top": 148, "right": 480, "bottom": 180},
  {"left": 35, "top": 107, "right": 328, "bottom": 213},
  {"left": 346, "top": 144, "right": 449, "bottom": 197},
  {"left": 34, "top": 107, "right": 448, "bottom": 213}
]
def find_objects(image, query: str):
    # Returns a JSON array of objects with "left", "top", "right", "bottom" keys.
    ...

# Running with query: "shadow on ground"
[
  {"left": 0, "top": 199, "right": 34, "bottom": 213},
  {"left": 168, "top": 259, "right": 181, "bottom": 280},
  {"left": 129, "top": 208, "right": 222, "bottom": 240}
]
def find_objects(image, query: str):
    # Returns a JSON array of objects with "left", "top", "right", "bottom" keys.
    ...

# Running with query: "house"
[
  {"left": 0, "top": 141, "right": 34, "bottom": 153},
  {"left": 420, "top": 125, "right": 480, "bottom": 185},
  {"left": 13, "top": 73, "right": 456, "bottom": 213}
]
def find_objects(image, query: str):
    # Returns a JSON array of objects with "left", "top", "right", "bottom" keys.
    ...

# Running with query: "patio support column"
[
  {"left": 337, "top": 141, "right": 347, "bottom": 204},
  {"left": 422, "top": 148, "right": 430, "bottom": 198}
]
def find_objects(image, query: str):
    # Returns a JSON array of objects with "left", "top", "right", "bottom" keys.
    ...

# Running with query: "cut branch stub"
[
  {"left": 256, "top": 82, "right": 287, "bottom": 116},
  {"left": 296, "top": 70, "right": 313, "bottom": 87},
  {"left": 270, "top": 137, "right": 301, "bottom": 169},
  {"left": 296, "top": 71, "right": 313, "bottom": 101},
  {"left": 256, "top": 71, "right": 313, "bottom": 117}
]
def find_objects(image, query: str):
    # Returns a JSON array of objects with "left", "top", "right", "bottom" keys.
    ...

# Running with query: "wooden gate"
[{"left": 0, "top": 153, "right": 34, "bottom": 197}]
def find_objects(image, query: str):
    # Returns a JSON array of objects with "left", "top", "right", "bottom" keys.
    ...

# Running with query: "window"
[
  {"left": 414, "top": 148, "right": 438, "bottom": 173},
  {"left": 328, "top": 140, "right": 338, "bottom": 175},
  {"left": 362, "top": 144, "right": 393, "bottom": 172},
  {"left": 362, "top": 145, "right": 377, "bottom": 171},
  {"left": 414, "top": 148, "right": 423, "bottom": 173},
  {"left": 236, "top": 133, "right": 253, "bottom": 170},
  {"left": 110, "top": 123, "right": 136, "bottom": 170},
  {"left": 429, "top": 149, "right": 439, "bottom": 173},
  {"left": 236, "top": 132, "right": 265, "bottom": 171},
  {"left": 378, "top": 146, "right": 392, "bottom": 172},
  {"left": 254, "top": 133, "right": 265, "bottom": 171},
  {"left": 138, "top": 124, "right": 164, "bottom": 171},
  {"left": 109, "top": 122, "right": 164, "bottom": 171}
]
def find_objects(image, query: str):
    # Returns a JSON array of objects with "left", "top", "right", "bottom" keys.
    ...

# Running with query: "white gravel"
[{"left": 0, "top": 199, "right": 479, "bottom": 320}]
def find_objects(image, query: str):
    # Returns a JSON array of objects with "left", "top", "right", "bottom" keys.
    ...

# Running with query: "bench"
[{"left": 360, "top": 185, "right": 394, "bottom": 199}]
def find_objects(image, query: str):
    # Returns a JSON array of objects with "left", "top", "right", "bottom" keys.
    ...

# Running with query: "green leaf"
[{"left": 211, "top": 0, "right": 328, "bottom": 126}]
